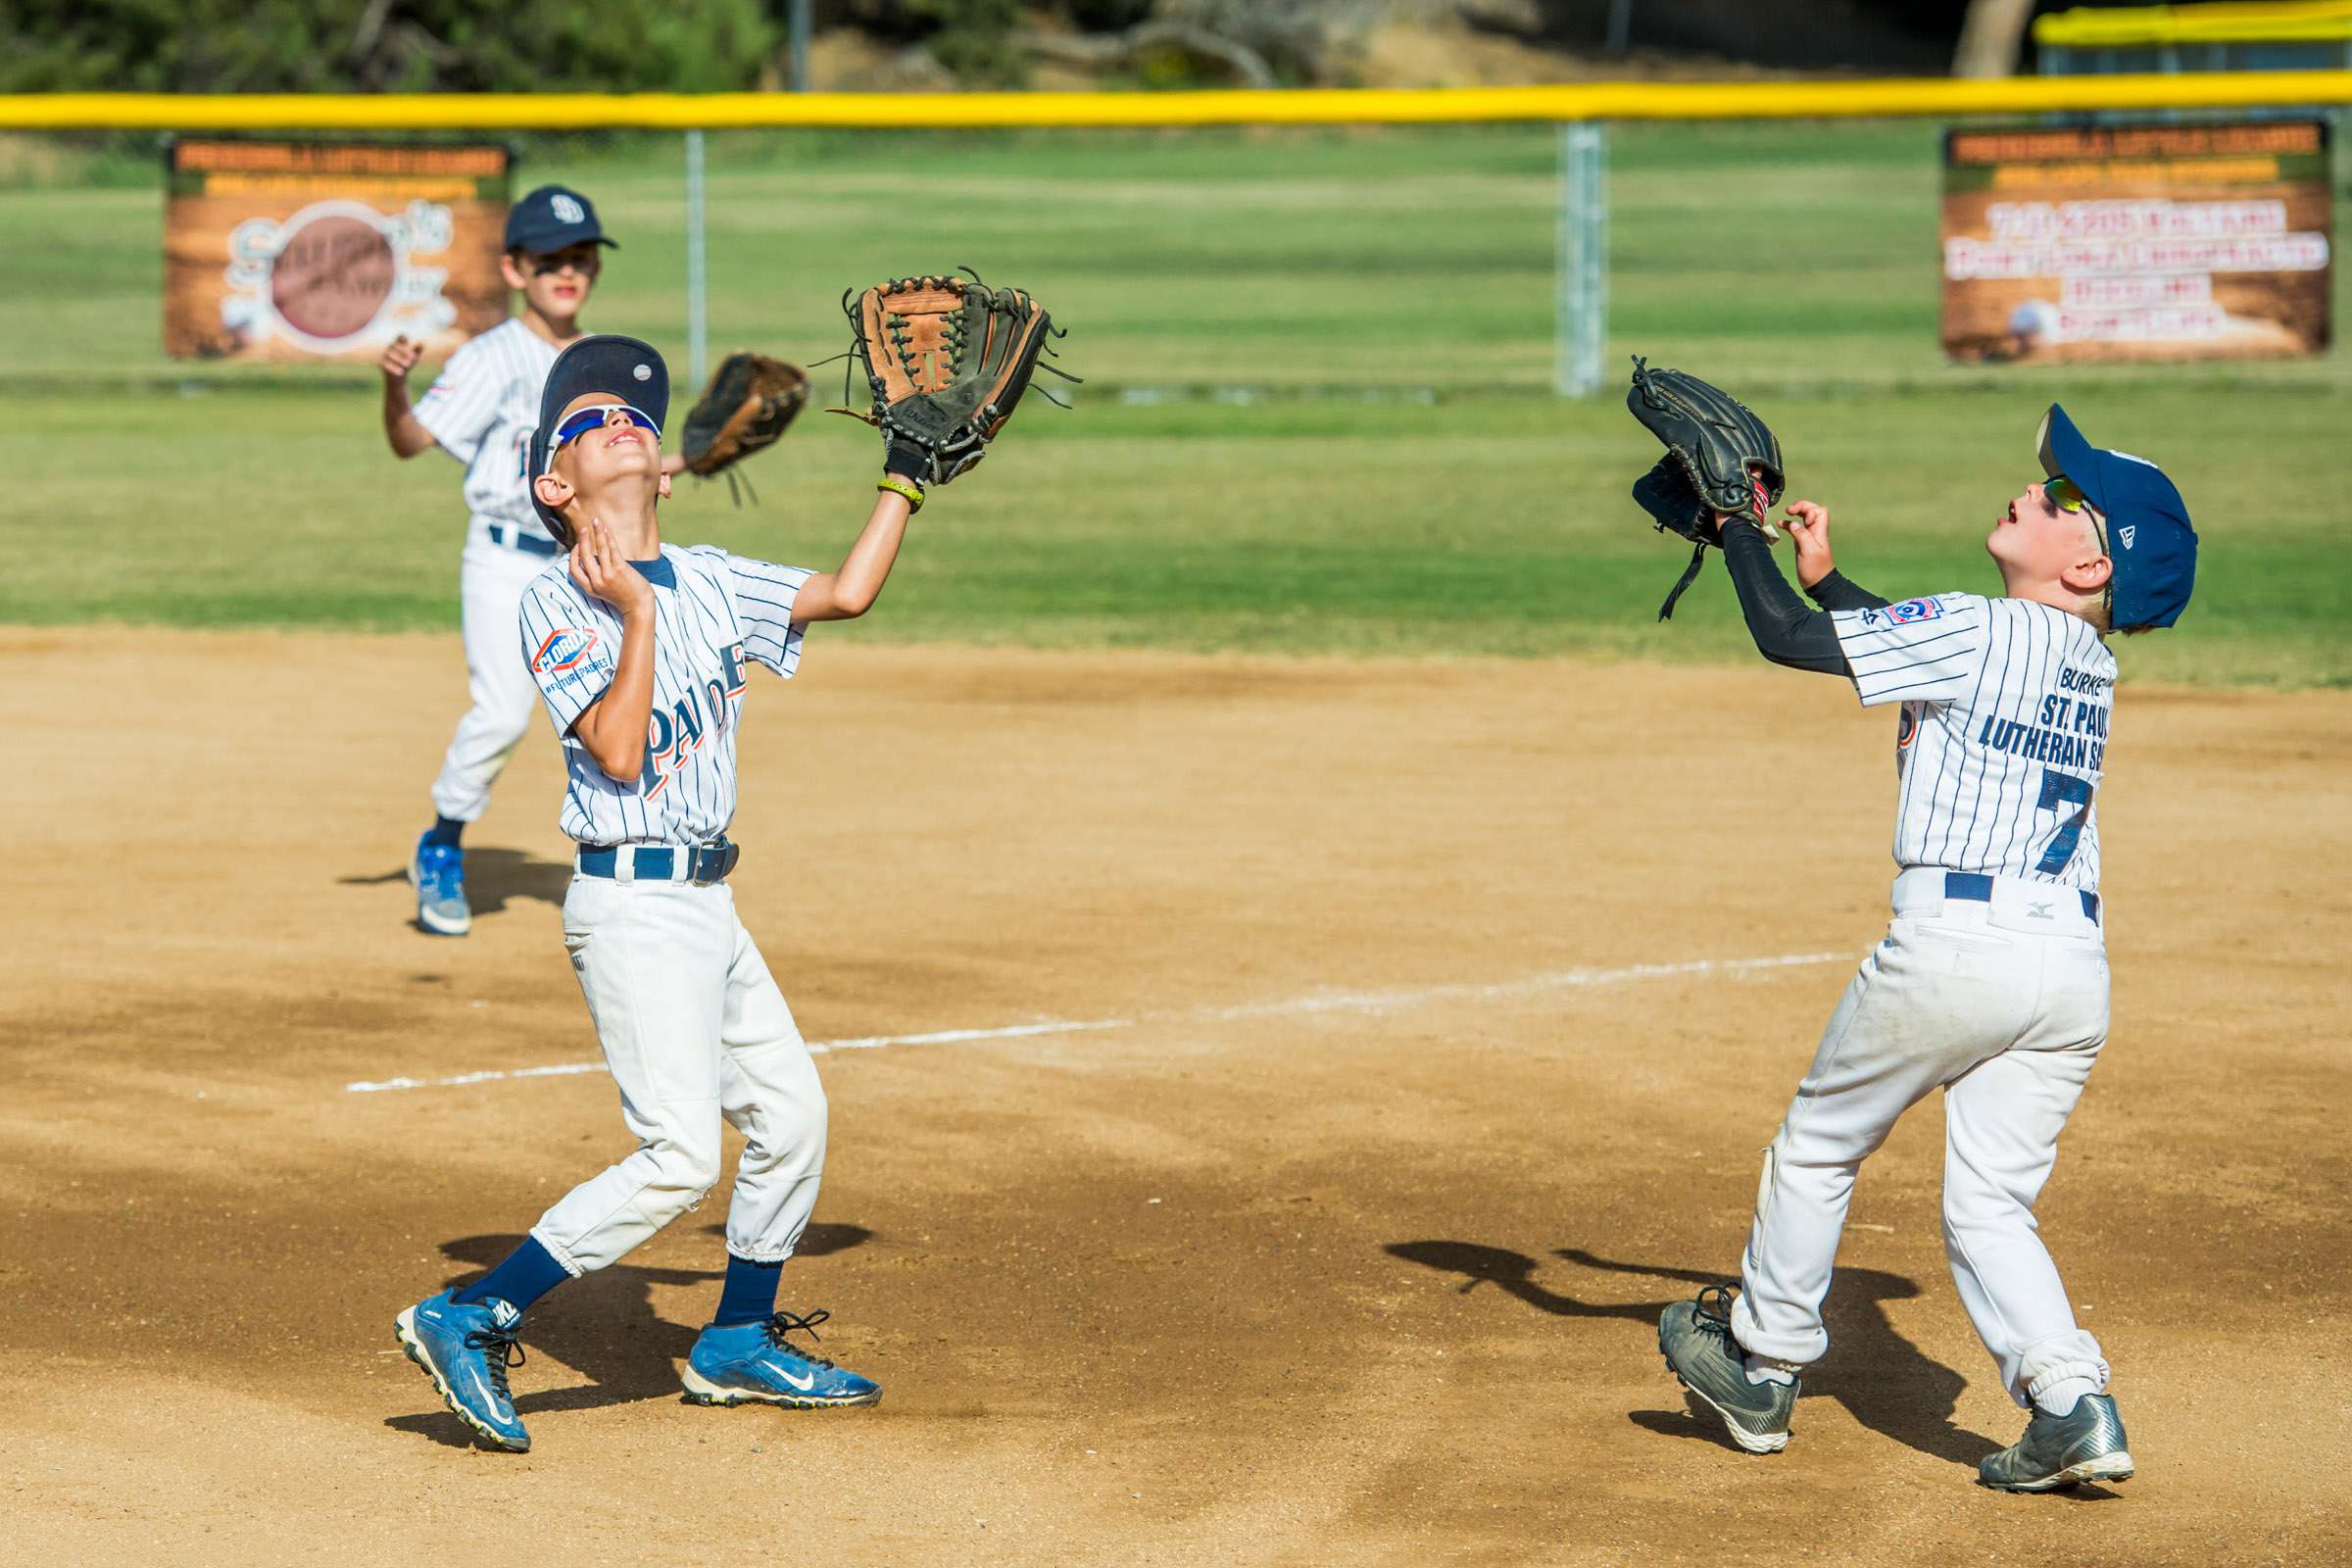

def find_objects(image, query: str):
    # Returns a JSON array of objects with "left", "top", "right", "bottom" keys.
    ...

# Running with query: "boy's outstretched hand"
[
  {"left": 1782, "top": 500, "right": 1836, "bottom": 588},
  {"left": 568, "top": 517, "right": 654, "bottom": 619}
]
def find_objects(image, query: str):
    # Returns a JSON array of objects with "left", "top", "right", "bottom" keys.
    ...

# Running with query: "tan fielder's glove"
[{"left": 833, "top": 271, "right": 1076, "bottom": 485}]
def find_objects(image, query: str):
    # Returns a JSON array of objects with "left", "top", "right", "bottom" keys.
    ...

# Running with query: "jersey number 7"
[{"left": 2035, "top": 769, "right": 2094, "bottom": 876}]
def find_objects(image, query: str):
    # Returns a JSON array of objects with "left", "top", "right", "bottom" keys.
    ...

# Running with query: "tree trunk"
[{"left": 1951, "top": 0, "right": 2036, "bottom": 78}]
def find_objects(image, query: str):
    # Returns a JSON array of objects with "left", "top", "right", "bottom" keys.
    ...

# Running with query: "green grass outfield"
[{"left": 1, "top": 122, "right": 2345, "bottom": 683}]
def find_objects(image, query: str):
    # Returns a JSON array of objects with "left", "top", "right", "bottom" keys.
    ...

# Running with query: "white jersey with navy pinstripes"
[
  {"left": 518, "top": 544, "right": 813, "bottom": 846},
  {"left": 412, "top": 318, "right": 562, "bottom": 538},
  {"left": 1831, "top": 592, "right": 2116, "bottom": 893}
]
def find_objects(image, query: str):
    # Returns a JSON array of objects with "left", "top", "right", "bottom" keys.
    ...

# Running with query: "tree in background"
[
  {"left": 820, "top": 0, "right": 1029, "bottom": 83},
  {"left": 1, "top": 0, "right": 775, "bottom": 93},
  {"left": 814, "top": 0, "right": 1987, "bottom": 88},
  {"left": 0, "top": 0, "right": 2020, "bottom": 92},
  {"left": 1952, "top": 0, "right": 2035, "bottom": 76}
]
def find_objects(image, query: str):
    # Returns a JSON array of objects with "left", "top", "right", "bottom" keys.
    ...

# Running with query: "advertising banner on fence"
[
  {"left": 1941, "top": 119, "right": 2331, "bottom": 364},
  {"left": 165, "top": 139, "right": 512, "bottom": 363}
]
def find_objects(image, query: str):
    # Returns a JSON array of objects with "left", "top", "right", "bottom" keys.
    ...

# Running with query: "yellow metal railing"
[
  {"left": 1, "top": 73, "right": 2349, "bottom": 130},
  {"left": 2036, "top": 3, "right": 2352, "bottom": 49}
]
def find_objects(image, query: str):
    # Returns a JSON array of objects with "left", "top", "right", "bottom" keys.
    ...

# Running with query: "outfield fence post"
[
  {"left": 790, "top": 0, "right": 813, "bottom": 92},
  {"left": 1554, "top": 120, "right": 1608, "bottom": 398},
  {"left": 685, "top": 127, "right": 709, "bottom": 387}
]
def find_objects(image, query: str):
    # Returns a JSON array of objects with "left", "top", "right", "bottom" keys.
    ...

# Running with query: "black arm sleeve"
[
  {"left": 1720, "top": 522, "right": 1852, "bottom": 676},
  {"left": 1803, "top": 568, "right": 1891, "bottom": 612}
]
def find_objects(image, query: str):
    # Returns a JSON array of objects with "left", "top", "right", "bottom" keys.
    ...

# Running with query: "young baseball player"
[
  {"left": 379, "top": 184, "right": 684, "bottom": 936},
  {"left": 1655, "top": 405, "right": 2196, "bottom": 1492},
  {"left": 394, "top": 334, "right": 933, "bottom": 1451}
]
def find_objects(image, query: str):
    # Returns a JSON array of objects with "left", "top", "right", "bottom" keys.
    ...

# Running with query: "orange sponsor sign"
[
  {"left": 1941, "top": 119, "right": 2330, "bottom": 363},
  {"left": 165, "top": 138, "right": 512, "bottom": 362}
]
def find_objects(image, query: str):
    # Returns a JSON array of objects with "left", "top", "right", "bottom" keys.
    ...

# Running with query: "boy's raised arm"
[
  {"left": 378, "top": 334, "right": 437, "bottom": 460},
  {"left": 787, "top": 483, "right": 918, "bottom": 624},
  {"left": 1718, "top": 517, "right": 1852, "bottom": 677}
]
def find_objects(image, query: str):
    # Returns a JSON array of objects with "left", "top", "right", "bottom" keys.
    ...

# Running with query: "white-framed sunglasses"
[{"left": 549, "top": 403, "right": 662, "bottom": 458}]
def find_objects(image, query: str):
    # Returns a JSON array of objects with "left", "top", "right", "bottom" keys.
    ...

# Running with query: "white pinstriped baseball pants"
[
  {"left": 530, "top": 875, "right": 828, "bottom": 1275},
  {"left": 1730, "top": 870, "right": 2112, "bottom": 1409}
]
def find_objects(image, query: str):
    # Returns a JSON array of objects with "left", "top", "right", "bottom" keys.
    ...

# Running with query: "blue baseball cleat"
[
  {"left": 681, "top": 1309, "right": 882, "bottom": 1408},
  {"left": 410, "top": 832, "right": 470, "bottom": 936},
  {"left": 394, "top": 1290, "right": 531, "bottom": 1451}
]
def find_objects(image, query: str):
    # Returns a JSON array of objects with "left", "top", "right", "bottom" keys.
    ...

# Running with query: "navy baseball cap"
[
  {"left": 528, "top": 334, "right": 670, "bottom": 538},
  {"left": 505, "top": 184, "right": 616, "bottom": 255},
  {"left": 2035, "top": 403, "right": 2197, "bottom": 631}
]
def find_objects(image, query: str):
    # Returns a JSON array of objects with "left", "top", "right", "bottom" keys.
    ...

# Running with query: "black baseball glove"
[{"left": 1626, "top": 357, "right": 1786, "bottom": 619}]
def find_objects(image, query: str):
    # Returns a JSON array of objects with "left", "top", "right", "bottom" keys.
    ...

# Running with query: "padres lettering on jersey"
[
  {"left": 413, "top": 318, "right": 561, "bottom": 537},
  {"left": 518, "top": 544, "right": 814, "bottom": 846},
  {"left": 1832, "top": 593, "right": 2116, "bottom": 892}
]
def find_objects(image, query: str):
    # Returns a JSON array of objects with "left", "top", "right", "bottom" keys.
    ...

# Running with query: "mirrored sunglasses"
[
  {"left": 552, "top": 403, "right": 661, "bottom": 453},
  {"left": 2048, "top": 473, "right": 2110, "bottom": 559},
  {"left": 2046, "top": 474, "right": 2090, "bottom": 514}
]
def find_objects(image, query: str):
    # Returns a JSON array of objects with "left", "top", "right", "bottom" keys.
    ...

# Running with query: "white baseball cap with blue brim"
[{"left": 2035, "top": 403, "right": 2198, "bottom": 631}]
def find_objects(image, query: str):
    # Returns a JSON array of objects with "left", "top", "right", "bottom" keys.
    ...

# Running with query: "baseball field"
[{"left": 2, "top": 122, "right": 2349, "bottom": 1564}]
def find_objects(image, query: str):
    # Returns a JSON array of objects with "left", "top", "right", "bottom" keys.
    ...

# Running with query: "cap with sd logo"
[{"left": 504, "top": 184, "right": 617, "bottom": 256}]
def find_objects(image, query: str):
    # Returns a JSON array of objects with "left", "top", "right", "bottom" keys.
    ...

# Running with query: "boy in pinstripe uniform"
[
  {"left": 377, "top": 184, "right": 687, "bottom": 935},
  {"left": 1654, "top": 405, "right": 2197, "bottom": 1492},
  {"left": 395, "top": 334, "right": 934, "bottom": 1452}
]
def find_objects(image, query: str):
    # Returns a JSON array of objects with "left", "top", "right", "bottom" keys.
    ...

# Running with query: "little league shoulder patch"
[
  {"left": 1884, "top": 597, "right": 1946, "bottom": 625},
  {"left": 531, "top": 628, "right": 599, "bottom": 674}
]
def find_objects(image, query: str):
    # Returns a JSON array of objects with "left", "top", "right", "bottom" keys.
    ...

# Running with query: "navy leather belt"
[
  {"left": 487, "top": 524, "right": 563, "bottom": 558},
  {"left": 577, "top": 840, "right": 739, "bottom": 885},
  {"left": 1943, "top": 871, "right": 2098, "bottom": 925}
]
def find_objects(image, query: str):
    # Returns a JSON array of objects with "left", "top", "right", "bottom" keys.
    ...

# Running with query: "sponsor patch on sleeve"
[
  {"left": 531, "top": 628, "right": 599, "bottom": 673},
  {"left": 1885, "top": 597, "right": 1945, "bottom": 625}
]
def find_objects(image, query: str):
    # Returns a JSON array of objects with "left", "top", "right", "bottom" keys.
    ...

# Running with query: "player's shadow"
[
  {"left": 384, "top": 1223, "right": 875, "bottom": 1449},
  {"left": 339, "top": 847, "right": 573, "bottom": 928},
  {"left": 1386, "top": 1241, "right": 2005, "bottom": 1470}
]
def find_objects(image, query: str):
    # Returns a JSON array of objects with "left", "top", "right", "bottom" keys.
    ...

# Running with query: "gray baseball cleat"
[
  {"left": 1979, "top": 1394, "right": 2133, "bottom": 1492},
  {"left": 1657, "top": 1283, "right": 1799, "bottom": 1453}
]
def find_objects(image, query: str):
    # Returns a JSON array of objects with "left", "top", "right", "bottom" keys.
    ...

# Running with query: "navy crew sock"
[
  {"left": 422, "top": 815, "right": 466, "bottom": 850},
  {"left": 712, "top": 1253, "right": 785, "bottom": 1327},
  {"left": 453, "top": 1235, "right": 569, "bottom": 1314}
]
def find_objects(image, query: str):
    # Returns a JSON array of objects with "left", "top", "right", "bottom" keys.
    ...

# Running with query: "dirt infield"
[{"left": 2, "top": 627, "right": 2345, "bottom": 1566}]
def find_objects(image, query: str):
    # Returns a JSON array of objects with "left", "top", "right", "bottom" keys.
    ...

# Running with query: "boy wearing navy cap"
[
  {"left": 392, "top": 334, "right": 932, "bottom": 1452},
  {"left": 1652, "top": 405, "right": 2196, "bottom": 1491},
  {"left": 375, "top": 184, "right": 688, "bottom": 936}
]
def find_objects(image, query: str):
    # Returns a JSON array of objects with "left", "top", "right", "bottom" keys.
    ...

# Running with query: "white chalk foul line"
[{"left": 343, "top": 950, "right": 1845, "bottom": 1096}]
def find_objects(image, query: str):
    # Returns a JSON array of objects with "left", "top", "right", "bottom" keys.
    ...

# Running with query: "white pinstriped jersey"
[
  {"left": 1832, "top": 593, "right": 2116, "bottom": 893},
  {"left": 413, "top": 318, "right": 563, "bottom": 537},
  {"left": 518, "top": 544, "right": 813, "bottom": 846}
]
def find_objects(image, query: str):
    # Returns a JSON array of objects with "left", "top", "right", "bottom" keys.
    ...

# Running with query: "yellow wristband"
[{"left": 877, "top": 476, "right": 925, "bottom": 514}]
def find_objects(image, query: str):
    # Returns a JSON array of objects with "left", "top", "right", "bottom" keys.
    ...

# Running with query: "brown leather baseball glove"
[
  {"left": 680, "top": 352, "right": 809, "bottom": 480},
  {"left": 834, "top": 271, "right": 1075, "bottom": 485}
]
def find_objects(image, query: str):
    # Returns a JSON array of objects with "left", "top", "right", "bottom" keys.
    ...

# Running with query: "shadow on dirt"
[
  {"left": 1386, "top": 1241, "right": 2007, "bottom": 1470},
  {"left": 384, "top": 1224, "right": 876, "bottom": 1449},
  {"left": 339, "top": 846, "right": 574, "bottom": 927}
]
